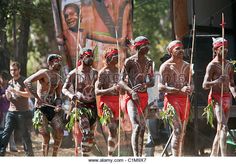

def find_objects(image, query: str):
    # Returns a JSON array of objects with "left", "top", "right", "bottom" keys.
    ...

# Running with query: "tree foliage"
[
  {"left": 0, "top": 0, "right": 58, "bottom": 76},
  {"left": 26, "top": 0, "right": 58, "bottom": 75},
  {"left": 133, "top": 0, "right": 172, "bottom": 68},
  {"left": 0, "top": 0, "right": 11, "bottom": 72}
]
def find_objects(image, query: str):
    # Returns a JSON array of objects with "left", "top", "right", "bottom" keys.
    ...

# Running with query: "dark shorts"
[{"left": 37, "top": 105, "right": 56, "bottom": 121}]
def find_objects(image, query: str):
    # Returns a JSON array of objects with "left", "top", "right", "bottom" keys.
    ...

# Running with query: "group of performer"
[{"left": 0, "top": 35, "right": 235, "bottom": 157}]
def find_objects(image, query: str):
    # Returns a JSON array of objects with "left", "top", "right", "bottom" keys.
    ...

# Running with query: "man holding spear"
[
  {"left": 62, "top": 48, "right": 98, "bottom": 156},
  {"left": 158, "top": 40, "right": 193, "bottom": 156},
  {"left": 95, "top": 47, "right": 121, "bottom": 156},
  {"left": 202, "top": 13, "right": 236, "bottom": 156},
  {"left": 202, "top": 36, "right": 236, "bottom": 156},
  {"left": 119, "top": 36, "right": 155, "bottom": 156}
]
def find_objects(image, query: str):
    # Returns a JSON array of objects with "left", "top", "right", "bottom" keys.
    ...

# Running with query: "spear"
[
  {"left": 115, "top": 24, "right": 122, "bottom": 157},
  {"left": 73, "top": 4, "right": 82, "bottom": 156},
  {"left": 179, "top": 14, "right": 196, "bottom": 156},
  {"left": 110, "top": 0, "right": 122, "bottom": 156},
  {"left": 217, "top": 12, "right": 226, "bottom": 156},
  {"left": 161, "top": 131, "right": 173, "bottom": 156}
]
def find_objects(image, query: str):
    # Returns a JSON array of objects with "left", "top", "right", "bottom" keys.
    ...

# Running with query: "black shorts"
[{"left": 37, "top": 105, "right": 55, "bottom": 121}]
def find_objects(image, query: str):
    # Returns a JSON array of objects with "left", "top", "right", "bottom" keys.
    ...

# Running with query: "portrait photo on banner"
[{"left": 57, "top": 0, "right": 133, "bottom": 70}]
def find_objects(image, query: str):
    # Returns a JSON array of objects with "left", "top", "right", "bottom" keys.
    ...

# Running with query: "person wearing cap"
[
  {"left": 0, "top": 61, "right": 34, "bottom": 156},
  {"left": 158, "top": 40, "right": 193, "bottom": 156},
  {"left": 119, "top": 36, "right": 155, "bottom": 156},
  {"left": 24, "top": 54, "right": 64, "bottom": 156},
  {"left": 95, "top": 48, "right": 121, "bottom": 156},
  {"left": 62, "top": 48, "right": 98, "bottom": 156},
  {"left": 202, "top": 37, "right": 236, "bottom": 156}
]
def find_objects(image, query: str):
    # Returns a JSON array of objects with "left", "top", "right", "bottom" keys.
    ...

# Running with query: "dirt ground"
[
  {"left": 4, "top": 118, "right": 236, "bottom": 157},
  {"left": 4, "top": 123, "right": 165, "bottom": 157}
]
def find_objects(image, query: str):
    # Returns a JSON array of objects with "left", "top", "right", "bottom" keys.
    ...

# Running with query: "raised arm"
[{"left": 24, "top": 69, "right": 46, "bottom": 100}]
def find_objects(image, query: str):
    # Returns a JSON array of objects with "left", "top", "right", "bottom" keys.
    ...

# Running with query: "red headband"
[
  {"left": 105, "top": 49, "right": 118, "bottom": 59},
  {"left": 134, "top": 39, "right": 150, "bottom": 48},
  {"left": 77, "top": 51, "right": 93, "bottom": 66},
  {"left": 168, "top": 43, "right": 183, "bottom": 53},
  {"left": 80, "top": 51, "right": 93, "bottom": 59},
  {"left": 51, "top": 57, "right": 62, "bottom": 63},
  {"left": 213, "top": 41, "right": 228, "bottom": 49}
]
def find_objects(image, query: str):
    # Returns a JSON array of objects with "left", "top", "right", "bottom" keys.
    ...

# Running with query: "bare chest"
[
  {"left": 101, "top": 70, "right": 120, "bottom": 88},
  {"left": 40, "top": 72, "right": 59, "bottom": 93},
  {"left": 212, "top": 62, "right": 231, "bottom": 80},
  {"left": 162, "top": 63, "right": 189, "bottom": 88}
]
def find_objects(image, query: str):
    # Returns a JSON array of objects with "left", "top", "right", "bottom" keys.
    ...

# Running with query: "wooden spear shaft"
[
  {"left": 220, "top": 12, "right": 225, "bottom": 128},
  {"left": 110, "top": 0, "right": 126, "bottom": 156},
  {"left": 161, "top": 131, "right": 174, "bottom": 156},
  {"left": 217, "top": 12, "right": 225, "bottom": 156},
  {"left": 179, "top": 14, "right": 196, "bottom": 156},
  {"left": 115, "top": 26, "right": 122, "bottom": 157},
  {"left": 74, "top": 4, "right": 82, "bottom": 156}
]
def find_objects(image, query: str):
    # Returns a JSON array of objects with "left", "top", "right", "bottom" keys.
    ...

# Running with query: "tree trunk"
[
  {"left": 16, "top": 0, "right": 31, "bottom": 77},
  {"left": 172, "top": 0, "right": 189, "bottom": 40},
  {"left": 0, "top": 0, "right": 10, "bottom": 71}
]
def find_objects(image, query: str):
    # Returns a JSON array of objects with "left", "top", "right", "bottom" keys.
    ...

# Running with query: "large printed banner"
[
  {"left": 52, "top": 0, "right": 133, "bottom": 70},
  {"left": 51, "top": 0, "right": 134, "bottom": 136}
]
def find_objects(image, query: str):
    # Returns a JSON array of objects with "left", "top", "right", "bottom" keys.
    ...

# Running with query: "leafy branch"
[
  {"left": 159, "top": 103, "right": 176, "bottom": 127},
  {"left": 65, "top": 107, "right": 93, "bottom": 132},
  {"left": 32, "top": 109, "right": 43, "bottom": 130},
  {"left": 99, "top": 104, "right": 114, "bottom": 126},
  {"left": 202, "top": 100, "right": 215, "bottom": 128},
  {"left": 229, "top": 60, "right": 236, "bottom": 72}
]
